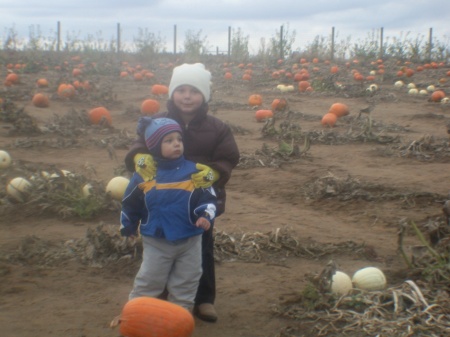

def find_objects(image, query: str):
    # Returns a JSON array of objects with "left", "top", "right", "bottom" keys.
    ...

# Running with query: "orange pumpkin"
[
  {"left": 224, "top": 72, "right": 233, "bottom": 80},
  {"left": 57, "top": 83, "right": 76, "bottom": 99},
  {"left": 118, "top": 297, "right": 194, "bottom": 337},
  {"left": 72, "top": 68, "right": 82, "bottom": 77},
  {"left": 330, "top": 66, "right": 339, "bottom": 74},
  {"left": 271, "top": 98, "right": 287, "bottom": 112},
  {"left": 5, "top": 73, "right": 19, "bottom": 85},
  {"left": 88, "top": 106, "right": 112, "bottom": 126},
  {"left": 405, "top": 68, "right": 414, "bottom": 77},
  {"left": 321, "top": 113, "right": 337, "bottom": 127},
  {"left": 298, "top": 81, "right": 310, "bottom": 92},
  {"left": 255, "top": 109, "right": 273, "bottom": 122},
  {"left": 431, "top": 90, "right": 446, "bottom": 102},
  {"left": 353, "top": 72, "right": 364, "bottom": 81},
  {"left": 133, "top": 73, "right": 143, "bottom": 81},
  {"left": 248, "top": 94, "right": 263, "bottom": 107},
  {"left": 36, "top": 78, "right": 49, "bottom": 88},
  {"left": 141, "top": 99, "right": 160, "bottom": 115},
  {"left": 144, "top": 72, "right": 155, "bottom": 80},
  {"left": 120, "top": 71, "right": 129, "bottom": 78},
  {"left": 32, "top": 93, "right": 50, "bottom": 108},
  {"left": 151, "top": 84, "right": 169, "bottom": 95},
  {"left": 329, "top": 103, "right": 349, "bottom": 118},
  {"left": 242, "top": 73, "right": 252, "bottom": 81}
]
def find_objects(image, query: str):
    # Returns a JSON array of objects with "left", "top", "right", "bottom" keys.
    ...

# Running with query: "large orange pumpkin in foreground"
[
  {"left": 32, "top": 93, "right": 50, "bottom": 108},
  {"left": 329, "top": 103, "right": 349, "bottom": 118},
  {"left": 118, "top": 297, "right": 194, "bottom": 337},
  {"left": 88, "top": 106, "right": 112, "bottom": 126},
  {"left": 141, "top": 99, "right": 160, "bottom": 115}
]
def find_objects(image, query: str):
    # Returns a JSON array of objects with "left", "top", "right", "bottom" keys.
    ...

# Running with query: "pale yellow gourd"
[
  {"left": 331, "top": 271, "right": 353, "bottom": 296},
  {"left": 7, "top": 177, "right": 32, "bottom": 202},
  {"left": 0, "top": 150, "right": 12, "bottom": 169},
  {"left": 82, "top": 183, "right": 93, "bottom": 197},
  {"left": 352, "top": 267, "right": 386, "bottom": 291},
  {"left": 106, "top": 177, "right": 130, "bottom": 201}
]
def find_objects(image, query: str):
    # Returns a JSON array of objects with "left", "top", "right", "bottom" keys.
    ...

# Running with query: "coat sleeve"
[
  {"left": 192, "top": 186, "right": 218, "bottom": 221},
  {"left": 209, "top": 121, "right": 240, "bottom": 187},
  {"left": 120, "top": 173, "right": 146, "bottom": 236}
]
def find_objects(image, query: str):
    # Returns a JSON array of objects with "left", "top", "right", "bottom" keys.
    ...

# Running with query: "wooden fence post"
[
  {"left": 428, "top": 27, "right": 433, "bottom": 61},
  {"left": 228, "top": 26, "right": 231, "bottom": 60},
  {"left": 330, "top": 26, "right": 335, "bottom": 61},
  {"left": 173, "top": 24, "right": 177, "bottom": 55},
  {"left": 279, "top": 25, "right": 284, "bottom": 60},
  {"left": 379, "top": 27, "right": 384, "bottom": 60},
  {"left": 57, "top": 21, "right": 61, "bottom": 52},
  {"left": 117, "top": 23, "right": 121, "bottom": 54}
]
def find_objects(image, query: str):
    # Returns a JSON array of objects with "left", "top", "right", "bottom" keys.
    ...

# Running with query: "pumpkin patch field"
[{"left": 1, "top": 55, "right": 450, "bottom": 337}]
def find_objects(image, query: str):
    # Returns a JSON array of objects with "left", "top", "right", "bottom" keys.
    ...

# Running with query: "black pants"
[{"left": 195, "top": 221, "right": 215, "bottom": 305}]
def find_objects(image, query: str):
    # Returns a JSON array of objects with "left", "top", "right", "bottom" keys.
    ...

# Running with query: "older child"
[
  {"left": 124, "top": 63, "right": 240, "bottom": 322},
  {"left": 120, "top": 117, "right": 217, "bottom": 311}
]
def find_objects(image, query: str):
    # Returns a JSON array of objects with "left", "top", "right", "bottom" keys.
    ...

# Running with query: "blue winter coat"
[{"left": 120, "top": 155, "right": 217, "bottom": 242}]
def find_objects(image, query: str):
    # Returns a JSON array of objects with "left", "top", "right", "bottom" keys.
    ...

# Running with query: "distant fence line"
[{"left": 2, "top": 21, "right": 444, "bottom": 61}]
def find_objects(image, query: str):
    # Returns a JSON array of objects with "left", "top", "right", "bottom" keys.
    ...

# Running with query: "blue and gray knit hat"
[{"left": 136, "top": 117, "right": 182, "bottom": 157}]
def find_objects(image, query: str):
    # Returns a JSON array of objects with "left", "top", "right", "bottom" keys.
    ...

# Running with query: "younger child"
[{"left": 120, "top": 117, "right": 217, "bottom": 311}]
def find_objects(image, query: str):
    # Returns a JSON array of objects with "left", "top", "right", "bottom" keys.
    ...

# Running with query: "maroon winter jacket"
[{"left": 124, "top": 100, "right": 240, "bottom": 216}]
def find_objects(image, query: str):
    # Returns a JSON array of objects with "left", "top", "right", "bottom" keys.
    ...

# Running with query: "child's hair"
[
  {"left": 168, "top": 63, "right": 212, "bottom": 102},
  {"left": 137, "top": 117, "right": 182, "bottom": 158}
]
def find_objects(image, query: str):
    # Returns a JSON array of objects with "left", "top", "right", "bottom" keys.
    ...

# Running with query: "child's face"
[
  {"left": 172, "top": 85, "right": 204, "bottom": 115},
  {"left": 161, "top": 131, "right": 183, "bottom": 160}
]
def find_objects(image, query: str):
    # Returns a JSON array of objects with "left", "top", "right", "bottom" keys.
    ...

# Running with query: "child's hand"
[{"left": 196, "top": 217, "right": 211, "bottom": 230}]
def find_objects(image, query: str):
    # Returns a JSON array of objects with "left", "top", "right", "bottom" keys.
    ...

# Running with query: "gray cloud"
[{"left": 1, "top": 0, "right": 449, "bottom": 52}]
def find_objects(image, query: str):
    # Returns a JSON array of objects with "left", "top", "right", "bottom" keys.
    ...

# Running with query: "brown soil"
[{"left": 0, "top": 59, "right": 449, "bottom": 337}]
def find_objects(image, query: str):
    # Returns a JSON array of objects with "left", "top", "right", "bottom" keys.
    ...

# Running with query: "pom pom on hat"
[
  {"left": 169, "top": 63, "right": 212, "bottom": 102},
  {"left": 137, "top": 117, "right": 182, "bottom": 157}
]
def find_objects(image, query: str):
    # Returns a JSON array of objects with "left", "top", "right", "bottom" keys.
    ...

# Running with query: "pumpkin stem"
[{"left": 109, "top": 315, "right": 121, "bottom": 328}]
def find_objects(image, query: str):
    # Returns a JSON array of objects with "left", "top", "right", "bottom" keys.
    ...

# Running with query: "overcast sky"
[{"left": 2, "top": 0, "right": 450, "bottom": 54}]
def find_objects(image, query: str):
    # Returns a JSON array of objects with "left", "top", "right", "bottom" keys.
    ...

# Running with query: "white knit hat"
[{"left": 168, "top": 63, "right": 211, "bottom": 102}]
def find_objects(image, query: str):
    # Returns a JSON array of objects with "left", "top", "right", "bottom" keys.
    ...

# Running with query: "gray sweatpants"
[{"left": 129, "top": 235, "right": 202, "bottom": 310}]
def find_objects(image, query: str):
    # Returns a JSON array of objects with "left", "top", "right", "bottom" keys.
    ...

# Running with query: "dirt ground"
[{"left": 0, "top": 58, "right": 449, "bottom": 337}]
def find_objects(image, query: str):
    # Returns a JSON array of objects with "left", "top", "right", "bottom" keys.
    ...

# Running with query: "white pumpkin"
[
  {"left": 394, "top": 80, "right": 404, "bottom": 88},
  {"left": 352, "top": 267, "right": 386, "bottom": 291},
  {"left": 82, "top": 183, "right": 93, "bottom": 197},
  {"left": 408, "top": 88, "right": 419, "bottom": 95},
  {"left": 441, "top": 97, "right": 450, "bottom": 104},
  {"left": 419, "top": 89, "right": 428, "bottom": 96},
  {"left": 0, "top": 150, "right": 12, "bottom": 169},
  {"left": 369, "top": 83, "right": 378, "bottom": 91},
  {"left": 285, "top": 85, "right": 295, "bottom": 92},
  {"left": 331, "top": 271, "right": 353, "bottom": 296},
  {"left": 407, "top": 82, "right": 416, "bottom": 89},
  {"left": 426, "top": 85, "right": 436, "bottom": 92},
  {"left": 106, "top": 176, "right": 130, "bottom": 201},
  {"left": 6, "top": 177, "right": 32, "bottom": 202}
]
